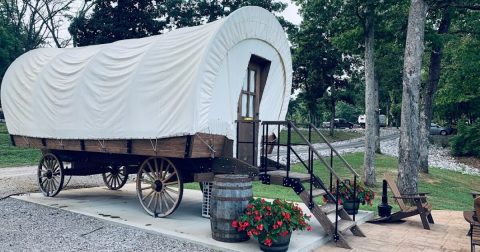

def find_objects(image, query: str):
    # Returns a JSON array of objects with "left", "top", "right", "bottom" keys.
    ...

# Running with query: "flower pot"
[
  {"left": 259, "top": 233, "right": 292, "bottom": 252},
  {"left": 343, "top": 199, "right": 360, "bottom": 215}
]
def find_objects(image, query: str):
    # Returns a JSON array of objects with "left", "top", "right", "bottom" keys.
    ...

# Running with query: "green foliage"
[
  {"left": 450, "top": 121, "right": 480, "bottom": 157},
  {"left": 290, "top": 0, "right": 357, "bottom": 126},
  {"left": 69, "top": 0, "right": 162, "bottom": 46},
  {"left": 435, "top": 35, "right": 480, "bottom": 123},
  {"left": 330, "top": 181, "right": 375, "bottom": 206},
  {"left": 0, "top": 123, "right": 41, "bottom": 168},
  {"left": 336, "top": 101, "right": 363, "bottom": 123},
  {"left": 69, "top": 0, "right": 290, "bottom": 46},
  {"left": 0, "top": 18, "right": 20, "bottom": 81}
]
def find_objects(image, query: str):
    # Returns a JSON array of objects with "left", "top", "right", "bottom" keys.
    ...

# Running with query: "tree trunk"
[
  {"left": 398, "top": 0, "right": 428, "bottom": 194},
  {"left": 363, "top": 7, "right": 377, "bottom": 186},
  {"left": 375, "top": 76, "right": 381, "bottom": 154},
  {"left": 419, "top": 8, "right": 452, "bottom": 173},
  {"left": 329, "top": 96, "right": 335, "bottom": 136}
]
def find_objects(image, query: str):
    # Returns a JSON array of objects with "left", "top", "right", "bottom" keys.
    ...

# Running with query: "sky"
[{"left": 281, "top": 0, "right": 302, "bottom": 25}]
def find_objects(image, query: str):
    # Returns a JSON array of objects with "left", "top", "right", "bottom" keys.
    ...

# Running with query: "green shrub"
[{"left": 450, "top": 121, "right": 480, "bottom": 157}]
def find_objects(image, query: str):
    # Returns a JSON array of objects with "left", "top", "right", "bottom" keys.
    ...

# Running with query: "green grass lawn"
[
  {"left": 0, "top": 123, "right": 41, "bottom": 168},
  {"left": 186, "top": 152, "right": 480, "bottom": 212},
  {"left": 279, "top": 128, "right": 362, "bottom": 145}
]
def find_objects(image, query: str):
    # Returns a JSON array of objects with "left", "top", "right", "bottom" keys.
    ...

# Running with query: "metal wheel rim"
[
  {"left": 136, "top": 157, "right": 183, "bottom": 217},
  {"left": 102, "top": 165, "right": 128, "bottom": 190},
  {"left": 38, "top": 153, "right": 64, "bottom": 197}
]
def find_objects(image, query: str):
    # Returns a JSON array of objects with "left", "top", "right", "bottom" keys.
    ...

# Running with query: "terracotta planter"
[
  {"left": 343, "top": 199, "right": 360, "bottom": 215},
  {"left": 259, "top": 233, "right": 292, "bottom": 252}
]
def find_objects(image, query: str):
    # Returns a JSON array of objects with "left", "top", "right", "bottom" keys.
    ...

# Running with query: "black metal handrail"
[{"left": 260, "top": 120, "right": 361, "bottom": 241}]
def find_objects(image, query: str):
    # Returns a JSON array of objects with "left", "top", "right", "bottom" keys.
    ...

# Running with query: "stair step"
[
  {"left": 311, "top": 188, "right": 327, "bottom": 197},
  {"left": 266, "top": 170, "right": 311, "bottom": 182},
  {"left": 337, "top": 219, "right": 357, "bottom": 233},
  {"left": 320, "top": 203, "right": 343, "bottom": 214}
]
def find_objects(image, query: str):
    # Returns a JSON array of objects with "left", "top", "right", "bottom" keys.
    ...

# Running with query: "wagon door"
[{"left": 237, "top": 57, "right": 270, "bottom": 166}]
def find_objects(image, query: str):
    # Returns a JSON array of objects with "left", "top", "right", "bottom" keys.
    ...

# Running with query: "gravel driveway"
[{"left": 0, "top": 167, "right": 213, "bottom": 252}]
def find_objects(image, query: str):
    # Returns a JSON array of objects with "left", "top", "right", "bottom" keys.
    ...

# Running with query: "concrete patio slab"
[{"left": 13, "top": 183, "right": 373, "bottom": 251}]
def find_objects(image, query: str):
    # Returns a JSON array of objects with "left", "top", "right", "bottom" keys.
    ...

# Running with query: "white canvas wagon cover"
[{"left": 1, "top": 6, "right": 292, "bottom": 141}]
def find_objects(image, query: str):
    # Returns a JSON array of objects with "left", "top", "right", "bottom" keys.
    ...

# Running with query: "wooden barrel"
[{"left": 210, "top": 174, "right": 252, "bottom": 242}]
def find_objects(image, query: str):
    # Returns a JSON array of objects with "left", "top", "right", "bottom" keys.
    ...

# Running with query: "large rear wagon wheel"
[
  {"left": 38, "top": 153, "right": 64, "bottom": 197},
  {"left": 102, "top": 165, "right": 128, "bottom": 190},
  {"left": 136, "top": 157, "right": 183, "bottom": 217}
]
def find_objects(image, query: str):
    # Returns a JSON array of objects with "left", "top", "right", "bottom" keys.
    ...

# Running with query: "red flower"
[
  {"left": 279, "top": 230, "right": 289, "bottom": 237},
  {"left": 307, "top": 226, "right": 313, "bottom": 231},
  {"left": 257, "top": 224, "right": 264, "bottom": 231},
  {"left": 254, "top": 215, "right": 262, "bottom": 221},
  {"left": 264, "top": 238, "right": 273, "bottom": 247},
  {"left": 277, "top": 220, "right": 283, "bottom": 226},
  {"left": 232, "top": 220, "right": 238, "bottom": 228},
  {"left": 282, "top": 212, "right": 291, "bottom": 221},
  {"left": 261, "top": 198, "right": 266, "bottom": 204},
  {"left": 247, "top": 231, "right": 253, "bottom": 237},
  {"left": 273, "top": 224, "right": 279, "bottom": 230}
]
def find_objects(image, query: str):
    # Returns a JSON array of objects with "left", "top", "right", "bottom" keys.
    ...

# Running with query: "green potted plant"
[
  {"left": 327, "top": 181, "right": 375, "bottom": 215},
  {"left": 232, "top": 198, "right": 312, "bottom": 252}
]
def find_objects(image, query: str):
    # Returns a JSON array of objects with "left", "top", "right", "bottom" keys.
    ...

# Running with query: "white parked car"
[{"left": 358, "top": 114, "right": 386, "bottom": 128}]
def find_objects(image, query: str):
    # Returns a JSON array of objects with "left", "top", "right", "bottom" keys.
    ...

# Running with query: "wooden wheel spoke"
[
  {"left": 147, "top": 192, "right": 155, "bottom": 209},
  {"left": 153, "top": 159, "right": 160, "bottom": 179},
  {"left": 161, "top": 192, "right": 170, "bottom": 211},
  {"left": 164, "top": 181, "right": 179, "bottom": 186},
  {"left": 141, "top": 168, "right": 156, "bottom": 182},
  {"left": 164, "top": 186, "right": 179, "bottom": 195},
  {"left": 163, "top": 171, "right": 176, "bottom": 182},
  {"left": 163, "top": 190, "right": 176, "bottom": 204},
  {"left": 141, "top": 189, "right": 154, "bottom": 201},
  {"left": 160, "top": 161, "right": 167, "bottom": 180},
  {"left": 153, "top": 193, "right": 160, "bottom": 214}
]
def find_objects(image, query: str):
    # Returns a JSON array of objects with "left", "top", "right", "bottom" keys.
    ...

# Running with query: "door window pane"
[
  {"left": 242, "top": 71, "right": 248, "bottom": 91},
  {"left": 241, "top": 94, "right": 247, "bottom": 117},
  {"left": 249, "top": 95, "right": 254, "bottom": 117},
  {"left": 249, "top": 70, "right": 256, "bottom": 93}
]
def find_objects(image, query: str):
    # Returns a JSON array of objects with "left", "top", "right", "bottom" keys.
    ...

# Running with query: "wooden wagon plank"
[{"left": 10, "top": 133, "right": 232, "bottom": 159}]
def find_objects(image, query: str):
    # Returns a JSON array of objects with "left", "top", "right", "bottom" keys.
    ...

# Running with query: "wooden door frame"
[{"left": 236, "top": 55, "right": 271, "bottom": 166}]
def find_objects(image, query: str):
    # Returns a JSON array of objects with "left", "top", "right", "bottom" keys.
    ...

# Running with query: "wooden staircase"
[{"left": 258, "top": 121, "right": 366, "bottom": 249}]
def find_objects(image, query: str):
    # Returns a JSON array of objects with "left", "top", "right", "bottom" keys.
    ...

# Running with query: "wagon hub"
[
  {"left": 46, "top": 170, "right": 53, "bottom": 179},
  {"left": 154, "top": 180, "right": 163, "bottom": 192}
]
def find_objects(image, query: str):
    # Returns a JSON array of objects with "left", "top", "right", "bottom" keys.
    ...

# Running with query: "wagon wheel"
[
  {"left": 37, "top": 153, "right": 64, "bottom": 197},
  {"left": 136, "top": 157, "right": 183, "bottom": 217},
  {"left": 102, "top": 165, "right": 128, "bottom": 190}
]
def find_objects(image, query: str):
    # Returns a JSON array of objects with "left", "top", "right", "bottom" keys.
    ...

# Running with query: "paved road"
[{"left": 272, "top": 132, "right": 400, "bottom": 159}]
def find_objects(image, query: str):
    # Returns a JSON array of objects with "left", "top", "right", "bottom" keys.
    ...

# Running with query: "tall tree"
[
  {"left": 419, "top": 7, "right": 452, "bottom": 173},
  {"left": 363, "top": 1, "right": 377, "bottom": 186},
  {"left": 398, "top": 0, "right": 428, "bottom": 194}
]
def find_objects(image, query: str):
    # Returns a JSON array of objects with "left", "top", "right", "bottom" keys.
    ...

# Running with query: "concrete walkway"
[
  {"left": 13, "top": 184, "right": 373, "bottom": 252},
  {"left": 316, "top": 210, "right": 471, "bottom": 251}
]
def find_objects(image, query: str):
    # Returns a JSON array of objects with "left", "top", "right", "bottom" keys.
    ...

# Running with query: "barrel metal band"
[
  {"left": 214, "top": 178, "right": 252, "bottom": 183},
  {"left": 211, "top": 196, "right": 252, "bottom": 201},
  {"left": 213, "top": 185, "right": 252, "bottom": 190}
]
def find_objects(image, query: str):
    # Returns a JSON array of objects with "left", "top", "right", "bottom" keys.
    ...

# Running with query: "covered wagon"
[{"left": 1, "top": 6, "right": 292, "bottom": 217}]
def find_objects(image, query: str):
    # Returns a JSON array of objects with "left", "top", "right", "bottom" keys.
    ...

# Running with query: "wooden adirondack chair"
[
  {"left": 384, "top": 174, "right": 434, "bottom": 230},
  {"left": 465, "top": 197, "right": 480, "bottom": 251}
]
